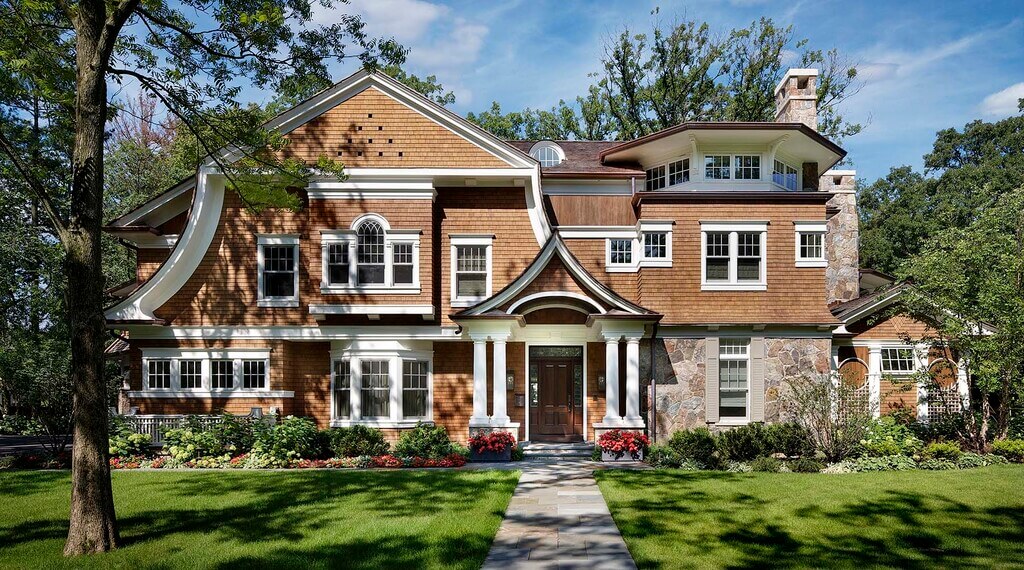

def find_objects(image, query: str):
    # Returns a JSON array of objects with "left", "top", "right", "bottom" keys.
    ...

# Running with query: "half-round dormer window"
[{"left": 529, "top": 141, "right": 565, "bottom": 167}]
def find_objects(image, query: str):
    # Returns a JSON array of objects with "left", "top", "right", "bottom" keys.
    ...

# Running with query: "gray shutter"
[
  {"left": 750, "top": 337, "right": 766, "bottom": 422},
  {"left": 705, "top": 337, "right": 720, "bottom": 423}
]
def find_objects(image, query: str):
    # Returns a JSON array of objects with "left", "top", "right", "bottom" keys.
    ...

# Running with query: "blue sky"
[{"left": 315, "top": 0, "right": 1023, "bottom": 181}]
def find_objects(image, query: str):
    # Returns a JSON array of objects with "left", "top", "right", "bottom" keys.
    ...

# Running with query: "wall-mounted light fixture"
[
  {"left": 597, "top": 374, "right": 606, "bottom": 390},
  {"left": 506, "top": 370, "right": 515, "bottom": 390}
]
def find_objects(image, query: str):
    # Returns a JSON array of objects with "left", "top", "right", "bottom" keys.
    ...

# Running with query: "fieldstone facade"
[
  {"left": 823, "top": 172, "right": 859, "bottom": 305},
  {"left": 764, "top": 338, "right": 832, "bottom": 422}
]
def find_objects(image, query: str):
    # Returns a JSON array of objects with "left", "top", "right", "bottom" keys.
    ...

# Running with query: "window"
[
  {"left": 609, "top": 238, "right": 633, "bottom": 265},
  {"left": 668, "top": 159, "right": 690, "bottom": 185},
  {"left": 881, "top": 348, "right": 916, "bottom": 374},
  {"left": 393, "top": 242, "right": 414, "bottom": 285},
  {"left": 530, "top": 142, "right": 564, "bottom": 167},
  {"left": 773, "top": 160, "right": 798, "bottom": 191},
  {"left": 794, "top": 222, "right": 827, "bottom": 267},
  {"left": 701, "top": 223, "right": 767, "bottom": 290},
  {"left": 179, "top": 359, "right": 203, "bottom": 390},
  {"left": 719, "top": 339, "right": 750, "bottom": 419},
  {"left": 402, "top": 360, "right": 429, "bottom": 418},
  {"left": 734, "top": 155, "right": 761, "bottom": 180},
  {"left": 645, "top": 165, "right": 666, "bottom": 191},
  {"left": 242, "top": 360, "right": 266, "bottom": 389},
  {"left": 360, "top": 360, "right": 390, "bottom": 418},
  {"left": 333, "top": 360, "right": 351, "bottom": 419},
  {"left": 147, "top": 359, "right": 171, "bottom": 389},
  {"left": 643, "top": 233, "right": 667, "bottom": 259},
  {"left": 356, "top": 220, "right": 385, "bottom": 285},
  {"left": 257, "top": 236, "right": 299, "bottom": 307},
  {"left": 451, "top": 236, "right": 492, "bottom": 304},
  {"left": 705, "top": 155, "right": 731, "bottom": 179},
  {"left": 326, "top": 242, "right": 349, "bottom": 285},
  {"left": 212, "top": 360, "right": 234, "bottom": 389}
]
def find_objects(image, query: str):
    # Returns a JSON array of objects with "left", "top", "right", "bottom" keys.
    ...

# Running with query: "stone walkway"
[{"left": 481, "top": 460, "right": 639, "bottom": 569}]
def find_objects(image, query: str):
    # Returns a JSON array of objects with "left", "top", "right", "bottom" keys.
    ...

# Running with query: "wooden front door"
[{"left": 529, "top": 347, "right": 584, "bottom": 442}]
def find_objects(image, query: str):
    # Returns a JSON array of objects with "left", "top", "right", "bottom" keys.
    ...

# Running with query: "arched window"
[
  {"left": 529, "top": 141, "right": 564, "bottom": 167},
  {"left": 357, "top": 220, "right": 385, "bottom": 284}
]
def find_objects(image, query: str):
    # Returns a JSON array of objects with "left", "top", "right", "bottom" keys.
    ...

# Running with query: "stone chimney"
[
  {"left": 774, "top": 68, "right": 818, "bottom": 130},
  {"left": 822, "top": 170, "right": 859, "bottom": 304}
]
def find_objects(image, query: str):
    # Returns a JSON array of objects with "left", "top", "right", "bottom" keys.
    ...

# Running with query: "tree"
[
  {"left": 0, "top": 0, "right": 403, "bottom": 555},
  {"left": 467, "top": 16, "right": 861, "bottom": 143}
]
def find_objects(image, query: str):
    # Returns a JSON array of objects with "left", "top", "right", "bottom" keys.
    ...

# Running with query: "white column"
[
  {"left": 471, "top": 338, "right": 489, "bottom": 424},
  {"left": 390, "top": 357, "right": 402, "bottom": 424},
  {"left": 351, "top": 358, "right": 362, "bottom": 420},
  {"left": 867, "top": 346, "right": 882, "bottom": 419},
  {"left": 491, "top": 338, "right": 510, "bottom": 424},
  {"left": 625, "top": 337, "right": 642, "bottom": 422},
  {"left": 604, "top": 338, "right": 621, "bottom": 423}
]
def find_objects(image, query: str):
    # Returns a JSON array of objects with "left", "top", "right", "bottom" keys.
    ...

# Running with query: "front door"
[{"left": 529, "top": 347, "right": 584, "bottom": 442}]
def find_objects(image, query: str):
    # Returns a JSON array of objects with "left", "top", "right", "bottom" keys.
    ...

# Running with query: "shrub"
[
  {"left": 0, "top": 414, "right": 44, "bottom": 436},
  {"left": 209, "top": 413, "right": 269, "bottom": 455},
  {"left": 468, "top": 431, "right": 516, "bottom": 455},
  {"left": 783, "top": 372, "right": 874, "bottom": 462},
  {"left": 162, "top": 426, "right": 223, "bottom": 462},
  {"left": 859, "top": 417, "right": 923, "bottom": 457},
  {"left": 324, "top": 425, "right": 390, "bottom": 458},
  {"left": 511, "top": 445, "right": 524, "bottom": 461},
  {"left": 597, "top": 429, "right": 650, "bottom": 460},
  {"left": 667, "top": 428, "right": 719, "bottom": 467},
  {"left": 846, "top": 454, "right": 917, "bottom": 472},
  {"left": 921, "top": 441, "right": 962, "bottom": 461},
  {"left": 249, "top": 416, "right": 319, "bottom": 465},
  {"left": 764, "top": 422, "right": 815, "bottom": 457},
  {"left": 992, "top": 439, "right": 1024, "bottom": 463},
  {"left": 109, "top": 432, "right": 152, "bottom": 458},
  {"left": 394, "top": 423, "right": 456, "bottom": 459},
  {"left": 789, "top": 457, "right": 824, "bottom": 473},
  {"left": 726, "top": 461, "right": 752, "bottom": 473},
  {"left": 751, "top": 456, "right": 782, "bottom": 472},
  {"left": 918, "top": 458, "right": 958, "bottom": 470},
  {"left": 591, "top": 446, "right": 602, "bottom": 462},
  {"left": 647, "top": 444, "right": 684, "bottom": 468},
  {"left": 717, "top": 424, "right": 768, "bottom": 462}
]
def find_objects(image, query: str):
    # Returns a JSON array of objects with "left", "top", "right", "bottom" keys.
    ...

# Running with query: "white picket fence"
[{"left": 119, "top": 414, "right": 270, "bottom": 446}]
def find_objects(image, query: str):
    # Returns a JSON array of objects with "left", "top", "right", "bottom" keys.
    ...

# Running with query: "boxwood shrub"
[{"left": 324, "top": 425, "right": 391, "bottom": 458}]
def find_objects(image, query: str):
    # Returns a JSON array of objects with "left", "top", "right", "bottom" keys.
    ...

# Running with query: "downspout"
[{"left": 650, "top": 321, "right": 659, "bottom": 444}]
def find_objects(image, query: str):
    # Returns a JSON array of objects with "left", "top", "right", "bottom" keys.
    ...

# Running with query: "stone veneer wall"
[
  {"left": 822, "top": 173, "right": 859, "bottom": 305},
  {"left": 643, "top": 337, "right": 832, "bottom": 438}
]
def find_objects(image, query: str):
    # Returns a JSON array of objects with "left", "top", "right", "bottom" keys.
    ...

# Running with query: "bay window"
[
  {"left": 147, "top": 359, "right": 171, "bottom": 389},
  {"left": 360, "top": 360, "right": 390, "bottom": 418},
  {"left": 701, "top": 222, "right": 767, "bottom": 290},
  {"left": 705, "top": 155, "right": 731, "bottom": 179},
  {"left": 331, "top": 349, "right": 433, "bottom": 427},
  {"left": 773, "top": 159, "right": 799, "bottom": 191},
  {"left": 402, "top": 360, "right": 430, "bottom": 418}
]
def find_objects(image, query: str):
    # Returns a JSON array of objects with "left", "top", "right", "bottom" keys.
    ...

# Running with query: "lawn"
[
  {"left": 0, "top": 469, "right": 519, "bottom": 569},
  {"left": 596, "top": 465, "right": 1024, "bottom": 568}
]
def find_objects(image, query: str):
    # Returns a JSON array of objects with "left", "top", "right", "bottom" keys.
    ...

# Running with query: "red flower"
[
  {"left": 597, "top": 429, "right": 650, "bottom": 460},
  {"left": 469, "top": 431, "right": 516, "bottom": 454}
]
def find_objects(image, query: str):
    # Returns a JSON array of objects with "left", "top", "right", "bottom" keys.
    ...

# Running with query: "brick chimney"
[
  {"left": 774, "top": 68, "right": 818, "bottom": 130},
  {"left": 821, "top": 170, "right": 858, "bottom": 304}
]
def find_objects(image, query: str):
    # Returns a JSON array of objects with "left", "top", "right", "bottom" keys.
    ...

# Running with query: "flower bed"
[
  {"left": 109, "top": 453, "right": 467, "bottom": 470},
  {"left": 598, "top": 429, "right": 650, "bottom": 461},
  {"left": 468, "top": 431, "right": 516, "bottom": 462}
]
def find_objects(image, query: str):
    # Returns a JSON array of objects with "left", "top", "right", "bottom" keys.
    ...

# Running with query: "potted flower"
[
  {"left": 597, "top": 429, "right": 650, "bottom": 461},
  {"left": 468, "top": 431, "right": 516, "bottom": 462}
]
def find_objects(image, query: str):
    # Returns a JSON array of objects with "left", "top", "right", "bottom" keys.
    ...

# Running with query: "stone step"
[{"left": 522, "top": 442, "right": 595, "bottom": 460}]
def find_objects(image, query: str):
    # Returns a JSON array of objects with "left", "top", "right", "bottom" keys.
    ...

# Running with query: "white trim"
[
  {"left": 127, "top": 390, "right": 294, "bottom": 399},
  {"left": 124, "top": 234, "right": 180, "bottom": 249},
  {"left": 310, "top": 304, "right": 434, "bottom": 316},
  {"left": 506, "top": 292, "right": 606, "bottom": 315},
  {"left": 559, "top": 227, "right": 636, "bottom": 239},
  {"left": 700, "top": 221, "right": 769, "bottom": 233},
  {"left": 793, "top": 221, "right": 827, "bottom": 268},
  {"left": 329, "top": 344, "right": 433, "bottom": 425},
  {"left": 257, "top": 235, "right": 300, "bottom": 308},
  {"left": 528, "top": 140, "right": 566, "bottom": 167},
  {"left": 121, "top": 325, "right": 461, "bottom": 340},
  {"left": 140, "top": 350, "right": 271, "bottom": 395},
  {"left": 305, "top": 178, "right": 435, "bottom": 201},
  {"left": 450, "top": 235, "right": 494, "bottom": 306},
  {"left": 775, "top": 68, "right": 819, "bottom": 96},
  {"left": 605, "top": 236, "right": 637, "bottom": 272},
  {"left": 110, "top": 178, "right": 194, "bottom": 227},
  {"left": 700, "top": 222, "right": 768, "bottom": 291},
  {"left": 330, "top": 419, "right": 431, "bottom": 429},
  {"left": 320, "top": 215, "right": 422, "bottom": 293}
]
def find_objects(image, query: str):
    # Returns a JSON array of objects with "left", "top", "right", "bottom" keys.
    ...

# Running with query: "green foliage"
[
  {"left": 667, "top": 427, "right": 720, "bottom": 466},
  {"left": 162, "top": 427, "right": 224, "bottom": 462},
  {"left": 393, "top": 423, "right": 456, "bottom": 459},
  {"left": 324, "top": 426, "right": 391, "bottom": 458},
  {"left": 717, "top": 424, "right": 769, "bottom": 461},
  {"left": 921, "top": 441, "right": 963, "bottom": 461},
  {"left": 917, "top": 458, "right": 958, "bottom": 471},
  {"left": 956, "top": 453, "right": 1007, "bottom": 469},
  {"left": 859, "top": 417, "right": 923, "bottom": 457},
  {"left": 248, "top": 416, "right": 319, "bottom": 465},
  {"left": 750, "top": 456, "right": 783, "bottom": 472},
  {"left": 208, "top": 413, "right": 269, "bottom": 455},
  {"left": 789, "top": 457, "right": 824, "bottom": 473},
  {"left": 783, "top": 373, "right": 874, "bottom": 462},
  {"left": 109, "top": 432, "right": 152, "bottom": 458},
  {"left": 0, "top": 415, "right": 43, "bottom": 436},
  {"left": 764, "top": 422, "right": 815, "bottom": 457},
  {"left": 992, "top": 439, "right": 1024, "bottom": 463},
  {"left": 845, "top": 455, "right": 918, "bottom": 472},
  {"left": 510, "top": 444, "right": 524, "bottom": 462},
  {"left": 591, "top": 446, "right": 603, "bottom": 462}
]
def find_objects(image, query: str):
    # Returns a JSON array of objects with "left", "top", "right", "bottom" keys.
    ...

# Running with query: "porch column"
[
  {"left": 624, "top": 336, "right": 642, "bottom": 422},
  {"left": 867, "top": 346, "right": 882, "bottom": 418},
  {"left": 603, "top": 337, "right": 621, "bottom": 423},
  {"left": 491, "top": 337, "right": 510, "bottom": 424},
  {"left": 471, "top": 338, "right": 489, "bottom": 424}
]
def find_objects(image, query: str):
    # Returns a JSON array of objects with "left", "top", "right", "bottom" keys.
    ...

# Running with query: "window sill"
[
  {"left": 321, "top": 286, "right": 421, "bottom": 295},
  {"left": 605, "top": 264, "right": 637, "bottom": 273},
  {"left": 127, "top": 390, "right": 295, "bottom": 399},
  {"left": 640, "top": 258, "right": 672, "bottom": 268},
  {"left": 701, "top": 283, "right": 767, "bottom": 292},
  {"left": 795, "top": 259, "right": 828, "bottom": 268},
  {"left": 713, "top": 419, "right": 750, "bottom": 426},
  {"left": 330, "top": 419, "right": 433, "bottom": 429},
  {"left": 451, "top": 298, "right": 487, "bottom": 308},
  {"left": 257, "top": 298, "right": 299, "bottom": 308}
]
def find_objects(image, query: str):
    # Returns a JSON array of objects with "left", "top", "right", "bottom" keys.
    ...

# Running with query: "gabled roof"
[
  {"left": 453, "top": 235, "right": 658, "bottom": 319},
  {"left": 831, "top": 283, "right": 909, "bottom": 324},
  {"left": 507, "top": 140, "right": 644, "bottom": 178}
]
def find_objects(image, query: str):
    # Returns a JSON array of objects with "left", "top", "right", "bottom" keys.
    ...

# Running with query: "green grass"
[
  {"left": 596, "top": 465, "right": 1024, "bottom": 568},
  {"left": 0, "top": 469, "right": 519, "bottom": 569}
]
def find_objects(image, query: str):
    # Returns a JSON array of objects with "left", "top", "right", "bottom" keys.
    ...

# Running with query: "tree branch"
[{"left": 0, "top": 127, "right": 68, "bottom": 237}]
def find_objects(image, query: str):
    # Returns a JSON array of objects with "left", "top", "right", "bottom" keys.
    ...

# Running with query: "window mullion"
[
  {"left": 729, "top": 231, "right": 738, "bottom": 284},
  {"left": 171, "top": 359, "right": 180, "bottom": 391},
  {"left": 392, "top": 358, "right": 402, "bottom": 422},
  {"left": 351, "top": 357, "right": 362, "bottom": 420}
]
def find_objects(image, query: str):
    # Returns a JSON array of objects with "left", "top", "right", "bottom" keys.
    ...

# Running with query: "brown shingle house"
[{"left": 105, "top": 68, "right": 966, "bottom": 443}]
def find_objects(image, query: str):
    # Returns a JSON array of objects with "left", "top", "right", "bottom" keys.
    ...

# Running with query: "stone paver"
[{"left": 482, "top": 460, "right": 640, "bottom": 570}]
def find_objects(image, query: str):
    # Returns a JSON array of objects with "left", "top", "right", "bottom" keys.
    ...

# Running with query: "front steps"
[{"left": 522, "top": 442, "right": 594, "bottom": 461}]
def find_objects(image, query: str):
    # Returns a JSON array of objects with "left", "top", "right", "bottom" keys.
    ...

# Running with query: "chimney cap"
[{"left": 775, "top": 68, "right": 819, "bottom": 96}]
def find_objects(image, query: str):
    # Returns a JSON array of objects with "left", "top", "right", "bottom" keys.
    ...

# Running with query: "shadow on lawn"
[
  {"left": 0, "top": 470, "right": 515, "bottom": 568},
  {"left": 599, "top": 470, "right": 1024, "bottom": 569}
]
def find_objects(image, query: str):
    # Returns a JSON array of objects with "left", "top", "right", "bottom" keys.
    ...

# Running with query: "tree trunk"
[{"left": 63, "top": 16, "right": 119, "bottom": 555}]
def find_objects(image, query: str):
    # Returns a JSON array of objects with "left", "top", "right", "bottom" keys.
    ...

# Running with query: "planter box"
[
  {"left": 471, "top": 448, "right": 512, "bottom": 462},
  {"left": 601, "top": 449, "right": 644, "bottom": 462}
]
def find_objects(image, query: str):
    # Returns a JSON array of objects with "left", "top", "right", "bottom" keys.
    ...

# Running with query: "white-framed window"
[
  {"left": 794, "top": 222, "right": 827, "bottom": 267},
  {"left": 451, "top": 235, "right": 493, "bottom": 306},
  {"left": 719, "top": 339, "right": 750, "bottom": 421},
  {"left": 608, "top": 238, "right": 633, "bottom": 265},
  {"left": 139, "top": 350, "right": 276, "bottom": 396},
  {"left": 668, "top": 159, "right": 690, "bottom": 185},
  {"left": 530, "top": 141, "right": 565, "bottom": 167},
  {"left": 320, "top": 214, "right": 421, "bottom": 294},
  {"left": 734, "top": 155, "right": 761, "bottom": 180},
  {"left": 705, "top": 155, "right": 731, "bottom": 179},
  {"left": 645, "top": 165, "right": 666, "bottom": 191},
  {"left": 881, "top": 348, "right": 916, "bottom": 375},
  {"left": 773, "top": 159, "right": 799, "bottom": 191},
  {"left": 700, "top": 222, "right": 768, "bottom": 290},
  {"left": 643, "top": 233, "right": 667, "bottom": 259},
  {"left": 257, "top": 235, "right": 300, "bottom": 308},
  {"left": 330, "top": 349, "right": 433, "bottom": 427}
]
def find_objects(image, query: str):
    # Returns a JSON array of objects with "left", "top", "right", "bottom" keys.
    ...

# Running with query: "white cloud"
[{"left": 979, "top": 82, "right": 1024, "bottom": 117}]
